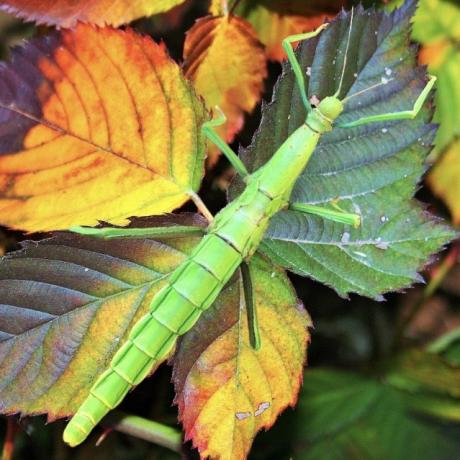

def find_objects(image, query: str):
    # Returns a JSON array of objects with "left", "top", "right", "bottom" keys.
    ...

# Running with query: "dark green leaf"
[
  {"left": 0, "top": 215, "right": 204, "bottom": 419},
  {"left": 295, "top": 368, "right": 460, "bottom": 460},
  {"left": 232, "top": 0, "right": 454, "bottom": 298}
]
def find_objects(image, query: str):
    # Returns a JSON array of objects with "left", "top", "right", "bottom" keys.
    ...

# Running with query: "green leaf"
[
  {"left": 295, "top": 368, "right": 460, "bottom": 460},
  {"left": 232, "top": 0, "right": 454, "bottom": 299},
  {"left": 0, "top": 215, "right": 204, "bottom": 419},
  {"left": 412, "top": 0, "right": 460, "bottom": 151}
]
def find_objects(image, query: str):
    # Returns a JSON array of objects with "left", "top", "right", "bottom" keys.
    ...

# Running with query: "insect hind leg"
[{"left": 338, "top": 75, "right": 437, "bottom": 129}]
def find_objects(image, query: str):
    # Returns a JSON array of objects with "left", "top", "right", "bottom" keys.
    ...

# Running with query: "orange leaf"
[
  {"left": 428, "top": 140, "right": 460, "bottom": 225},
  {"left": 183, "top": 16, "right": 267, "bottom": 161},
  {"left": 0, "top": 0, "right": 187, "bottom": 27},
  {"left": 173, "top": 256, "right": 311, "bottom": 460},
  {"left": 0, "top": 25, "right": 207, "bottom": 232},
  {"left": 243, "top": 7, "right": 329, "bottom": 61}
]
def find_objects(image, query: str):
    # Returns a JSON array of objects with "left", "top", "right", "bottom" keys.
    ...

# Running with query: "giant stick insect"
[{"left": 61, "top": 7, "right": 436, "bottom": 447}]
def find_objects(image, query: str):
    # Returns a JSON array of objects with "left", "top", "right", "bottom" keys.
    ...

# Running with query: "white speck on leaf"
[
  {"left": 375, "top": 241, "right": 390, "bottom": 250},
  {"left": 381, "top": 76, "right": 389, "bottom": 84},
  {"left": 380, "top": 216, "right": 388, "bottom": 223},
  {"left": 381, "top": 128, "right": 388, "bottom": 133},
  {"left": 353, "top": 251, "right": 367, "bottom": 258},
  {"left": 306, "top": 66, "right": 311, "bottom": 76},
  {"left": 235, "top": 412, "right": 252, "bottom": 421},
  {"left": 341, "top": 232, "right": 351, "bottom": 243},
  {"left": 385, "top": 67, "right": 392, "bottom": 76},
  {"left": 255, "top": 402, "right": 271, "bottom": 417}
]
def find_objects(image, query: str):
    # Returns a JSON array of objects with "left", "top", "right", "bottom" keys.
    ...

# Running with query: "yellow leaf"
[
  {"left": 183, "top": 16, "right": 267, "bottom": 164},
  {"left": 0, "top": 0, "right": 187, "bottom": 27},
  {"left": 0, "top": 25, "right": 207, "bottom": 232},
  {"left": 173, "top": 256, "right": 311, "bottom": 460},
  {"left": 428, "top": 140, "right": 460, "bottom": 225}
]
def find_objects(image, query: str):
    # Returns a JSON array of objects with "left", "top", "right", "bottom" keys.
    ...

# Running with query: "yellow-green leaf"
[
  {"left": 428, "top": 140, "right": 460, "bottom": 225},
  {"left": 173, "top": 255, "right": 311, "bottom": 460}
]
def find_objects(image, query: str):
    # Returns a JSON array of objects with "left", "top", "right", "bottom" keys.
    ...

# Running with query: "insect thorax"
[{"left": 307, "top": 96, "right": 344, "bottom": 133}]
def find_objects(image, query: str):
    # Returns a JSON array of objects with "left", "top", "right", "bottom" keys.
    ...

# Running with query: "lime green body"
[{"left": 63, "top": 101, "right": 341, "bottom": 446}]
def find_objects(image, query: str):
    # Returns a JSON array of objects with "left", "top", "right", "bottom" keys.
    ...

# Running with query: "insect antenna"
[
  {"left": 342, "top": 78, "right": 395, "bottom": 104},
  {"left": 334, "top": 6, "right": 354, "bottom": 98}
]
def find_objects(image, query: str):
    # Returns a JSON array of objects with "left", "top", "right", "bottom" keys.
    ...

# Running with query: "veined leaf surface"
[
  {"left": 232, "top": 0, "right": 454, "bottom": 299},
  {"left": 173, "top": 256, "right": 310, "bottom": 460},
  {"left": 0, "top": 0, "right": 187, "bottom": 27},
  {"left": 183, "top": 16, "right": 267, "bottom": 156},
  {"left": 294, "top": 367, "right": 460, "bottom": 460},
  {"left": 0, "top": 215, "right": 205, "bottom": 418},
  {"left": 0, "top": 24, "right": 207, "bottom": 232}
]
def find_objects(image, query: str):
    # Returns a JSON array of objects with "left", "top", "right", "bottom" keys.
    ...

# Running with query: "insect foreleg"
[
  {"left": 69, "top": 225, "right": 206, "bottom": 239},
  {"left": 202, "top": 108, "right": 249, "bottom": 178},
  {"left": 338, "top": 75, "right": 437, "bottom": 128},
  {"left": 241, "top": 262, "right": 261, "bottom": 351},
  {"left": 290, "top": 202, "right": 361, "bottom": 228},
  {"left": 282, "top": 24, "right": 329, "bottom": 112}
]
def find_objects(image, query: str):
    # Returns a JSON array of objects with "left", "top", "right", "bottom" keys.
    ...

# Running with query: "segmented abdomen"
[{"left": 63, "top": 232, "right": 244, "bottom": 446}]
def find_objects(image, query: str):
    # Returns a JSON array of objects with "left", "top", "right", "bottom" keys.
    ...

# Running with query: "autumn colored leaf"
[
  {"left": 0, "top": 0, "right": 187, "bottom": 27},
  {"left": 183, "top": 16, "right": 266, "bottom": 162},
  {"left": 173, "top": 256, "right": 310, "bottom": 460},
  {"left": 0, "top": 24, "right": 207, "bottom": 232},
  {"left": 428, "top": 141, "right": 460, "bottom": 225},
  {"left": 233, "top": 1, "right": 342, "bottom": 61},
  {"left": 412, "top": 0, "right": 460, "bottom": 151},
  {"left": 0, "top": 215, "right": 205, "bottom": 419}
]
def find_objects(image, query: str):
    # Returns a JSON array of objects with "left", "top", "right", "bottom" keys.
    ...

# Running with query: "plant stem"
[
  {"left": 2, "top": 418, "right": 17, "bottom": 460},
  {"left": 100, "top": 411, "right": 182, "bottom": 453},
  {"left": 189, "top": 192, "right": 214, "bottom": 223},
  {"left": 393, "top": 242, "right": 460, "bottom": 349}
]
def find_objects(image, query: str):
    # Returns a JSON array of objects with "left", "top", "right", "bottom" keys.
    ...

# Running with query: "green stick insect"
[{"left": 62, "top": 9, "right": 436, "bottom": 447}]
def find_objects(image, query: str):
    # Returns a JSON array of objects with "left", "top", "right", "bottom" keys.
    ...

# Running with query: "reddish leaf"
[{"left": 0, "top": 0, "right": 188, "bottom": 27}]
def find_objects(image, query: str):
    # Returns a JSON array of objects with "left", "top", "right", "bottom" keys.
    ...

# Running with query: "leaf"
[
  {"left": 412, "top": 0, "right": 460, "bottom": 151},
  {"left": 231, "top": 0, "right": 454, "bottom": 299},
  {"left": 173, "top": 255, "right": 310, "bottom": 460},
  {"left": 183, "top": 16, "right": 267, "bottom": 156},
  {"left": 0, "top": 0, "right": 187, "bottom": 27},
  {"left": 0, "top": 215, "right": 206, "bottom": 419},
  {"left": 233, "top": 0, "right": 342, "bottom": 61},
  {"left": 294, "top": 368, "right": 460, "bottom": 460},
  {"left": 0, "top": 24, "right": 207, "bottom": 232},
  {"left": 428, "top": 140, "right": 460, "bottom": 225}
]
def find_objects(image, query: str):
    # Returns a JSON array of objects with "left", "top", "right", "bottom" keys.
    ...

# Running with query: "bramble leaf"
[
  {"left": 0, "top": 25, "right": 207, "bottom": 232},
  {"left": 294, "top": 366, "right": 460, "bottom": 460},
  {"left": 232, "top": 0, "right": 454, "bottom": 299},
  {"left": 183, "top": 16, "right": 266, "bottom": 162},
  {"left": 0, "top": 215, "right": 206, "bottom": 419},
  {"left": 0, "top": 0, "right": 187, "bottom": 27},
  {"left": 173, "top": 255, "right": 310, "bottom": 460}
]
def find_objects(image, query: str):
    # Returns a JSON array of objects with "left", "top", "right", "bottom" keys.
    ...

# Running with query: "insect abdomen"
[{"left": 63, "top": 233, "right": 243, "bottom": 446}]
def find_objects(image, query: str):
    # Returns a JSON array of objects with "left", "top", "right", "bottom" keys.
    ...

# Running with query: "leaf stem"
[
  {"left": 100, "top": 411, "right": 182, "bottom": 453},
  {"left": 392, "top": 242, "right": 460, "bottom": 349},
  {"left": 189, "top": 192, "right": 214, "bottom": 222},
  {"left": 2, "top": 418, "right": 18, "bottom": 460}
]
